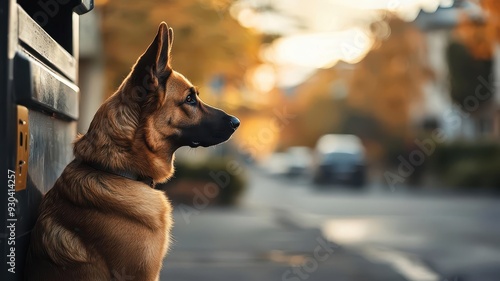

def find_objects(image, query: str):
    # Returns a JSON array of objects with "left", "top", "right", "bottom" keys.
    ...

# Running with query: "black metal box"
[{"left": 0, "top": 1, "right": 93, "bottom": 280}]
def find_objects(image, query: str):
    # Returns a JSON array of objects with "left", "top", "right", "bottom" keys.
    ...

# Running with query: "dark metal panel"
[
  {"left": 1, "top": 110, "right": 76, "bottom": 281},
  {"left": 1, "top": 1, "right": 93, "bottom": 280},
  {"left": 7, "top": 110, "right": 77, "bottom": 238},
  {"left": 26, "top": 110, "right": 75, "bottom": 197},
  {"left": 9, "top": 110, "right": 76, "bottom": 280},
  {"left": 0, "top": 0, "right": 19, "bottom": 278},
  {"left": 14, "top": 52, "right": 79, "bottom": 120},
  {"left": 17, "top": 6, "right": 77, "bottom": 82}
]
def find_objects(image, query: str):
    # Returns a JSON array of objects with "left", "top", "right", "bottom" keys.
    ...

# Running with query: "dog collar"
[{"left": 85, "top": 162, "right": 155, "bottom": 188}]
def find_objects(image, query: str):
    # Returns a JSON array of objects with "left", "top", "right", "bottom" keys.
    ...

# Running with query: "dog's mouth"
[
  {"left": 184, "top": 115, "right": 240, "bottom": 149},
  {"left": 189, "top": 141, "right": 201, "bottom": 148},
  {"left": 188, "top": 138, "right": 224, "bottom": 148}
]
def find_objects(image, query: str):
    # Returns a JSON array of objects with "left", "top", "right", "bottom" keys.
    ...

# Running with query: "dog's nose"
[{"left": 229, "top": 116, "right": 240, "bottom": 130}]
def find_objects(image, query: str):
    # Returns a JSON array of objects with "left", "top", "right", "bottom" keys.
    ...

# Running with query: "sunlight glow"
[
  {"left": 236, "top": 8, "right": 257, "bottom": 28},
  {"left": 233, "top": 0, "right": 455, "bottom": 86},
  {"left": 250, "top": 64, "right": 276, "bottom": 93},
  {"left": 322, "top": 219, "right": 373, "bottom": 244},
  {"left": 338, "top": 0, "right": 453, "bottom": 11},
  {"left": 266, "top": 29, "right": 373, "bottom": 69},
  {"left": 274, "top": 66, "right": 316, "bottom": 88}
]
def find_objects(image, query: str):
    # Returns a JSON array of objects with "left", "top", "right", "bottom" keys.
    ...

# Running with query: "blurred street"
[
  {"left": 79, "top": 3, "right": 500, "bottom": 279},
  {"left": 160, "top": 167, "right": 500, "bottom": 281},
  {"left": 6, "top": 1, "right": 500, "bottom": 281}
]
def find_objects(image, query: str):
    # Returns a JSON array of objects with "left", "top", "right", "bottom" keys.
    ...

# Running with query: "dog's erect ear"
[
  {"left": 153, "top": 22, "right": 174, "bottom": 74},
  {"left": 132, "top": 22, "right": 174, "bottom": 87}
]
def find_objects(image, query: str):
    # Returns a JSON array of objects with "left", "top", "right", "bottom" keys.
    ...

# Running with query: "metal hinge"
[{"left": 16, "top": 105, "right": 29, "bottom": 191}]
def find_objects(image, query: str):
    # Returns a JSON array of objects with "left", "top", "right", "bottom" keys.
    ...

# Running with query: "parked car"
[
  {"left": 312, "top": 134, "right": 367, "bottom": 187},
  {"left": 285, "top": 146, "right": 312, "bottom": 177},
  {"left": 262, "top": 152, "right": 290, "bottom": 175}
]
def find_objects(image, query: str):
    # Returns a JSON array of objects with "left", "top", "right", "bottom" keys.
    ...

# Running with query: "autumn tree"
[
  {"left": 100, "top": 0, "right": 260, "bottom": 95},
  {"left": 447, "top": 1, "right": 496, "bottom": 123},
  {"left": 455, "top": 0, "right": 500, "bottom": 59},
  {"left": 347, "top": 17, "right": 430, "bottom": 137},
  {"left": 446, "top": 41, "right": 492, "bottom": 108},
  {"left": 481, "top": 0, "right": 500, "bottom": 42}
]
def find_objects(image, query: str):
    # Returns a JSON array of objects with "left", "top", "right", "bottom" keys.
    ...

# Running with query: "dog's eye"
[{"left": 185, "top": 94, "right": 196, "bottom": 104}]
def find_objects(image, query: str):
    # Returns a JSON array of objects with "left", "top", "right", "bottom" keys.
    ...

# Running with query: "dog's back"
[{"left": 25, "top": 160, "right": 172, "bottom": 281}]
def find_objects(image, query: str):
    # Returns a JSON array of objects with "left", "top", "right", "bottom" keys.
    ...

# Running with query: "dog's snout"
[{"left": 229, "top": 116, "right": 240, "bottom": 130}]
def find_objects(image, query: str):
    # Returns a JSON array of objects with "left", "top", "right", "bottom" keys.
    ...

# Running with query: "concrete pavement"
[{"left": 160, "top": 208, "right": 408, "bottom": 281}]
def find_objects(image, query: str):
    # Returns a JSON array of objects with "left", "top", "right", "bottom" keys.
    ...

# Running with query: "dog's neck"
[
  {"left": 85, "top": 161, "right": 156, "bottom": 188},
  {"left": 73, "top": 94, "right": 176, "bottom": 183}
]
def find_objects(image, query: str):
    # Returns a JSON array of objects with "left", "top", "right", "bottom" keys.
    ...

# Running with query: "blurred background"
[{"left": 78, "top": 1, "right": 500, "bottom": 280}]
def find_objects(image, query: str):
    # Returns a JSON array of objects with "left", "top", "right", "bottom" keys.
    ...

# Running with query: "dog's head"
[
  {"left": 131, "top": 22, "right": 240, "bottom": 149},
  {"left": 74, "top": 22, "right": 239, "bottom": 182}
]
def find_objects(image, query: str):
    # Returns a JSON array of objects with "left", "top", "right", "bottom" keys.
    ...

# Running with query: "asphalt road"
[
  {"left": 161, "top": 208, "right": 408, "bottom": 281},
  {"left": 242, "top": 168, "right": 500, "bottom": 281},
  {"left": 159, "top": 166, "right": 500, "bottom": 281}
]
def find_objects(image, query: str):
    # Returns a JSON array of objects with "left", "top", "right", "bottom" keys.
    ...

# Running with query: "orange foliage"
[
  {"left": 455, "top": 0, "right": 500, "bottom": 59},
  {"left": 482, "top": 0, "right": 500, "bottom": 42},
  {"left": 100, "top": 0, "right": 261, "bottom": 96},
  {"left": 280, "top": 68, "right": 345, "bottom": 148},
  {"left": 347, "top": 18, "right": 429, "bottom": 136}
]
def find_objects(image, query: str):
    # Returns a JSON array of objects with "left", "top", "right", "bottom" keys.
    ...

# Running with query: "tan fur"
[
  {"left": 23, "top": 22, "right": 237, "bottom": 281},
  {"left": 25, "top": 161, "right": 172, "bottom": 281}
]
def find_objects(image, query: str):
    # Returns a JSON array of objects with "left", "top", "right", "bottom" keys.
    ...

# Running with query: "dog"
[{"left": 24, "top": 22, "right": 240, "bottom": 281}]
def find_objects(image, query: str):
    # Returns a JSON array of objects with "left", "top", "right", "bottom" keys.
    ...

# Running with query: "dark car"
[{"left": 312, "top": 134, "right": 366, "bottom": 187}]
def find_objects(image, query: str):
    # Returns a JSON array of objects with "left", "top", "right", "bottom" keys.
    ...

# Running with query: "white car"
[
  {"left": 285, "top": 146, "right": 312, "bottom": 177},
  {"left": 312, "top": 134, "right": 367, "bottom": 187}
]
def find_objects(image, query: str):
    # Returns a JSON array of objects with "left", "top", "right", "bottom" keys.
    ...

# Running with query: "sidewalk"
[{"left": 160, "top": 207, "right": 407, "bottom": 281}]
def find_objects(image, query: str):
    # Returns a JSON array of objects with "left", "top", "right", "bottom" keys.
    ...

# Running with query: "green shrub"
[
  {"left": 160, "top": 158, "right": 247, "bottom": 206},
  {"left": 430, "top": 141, "right": 500, "bottom": 190}
]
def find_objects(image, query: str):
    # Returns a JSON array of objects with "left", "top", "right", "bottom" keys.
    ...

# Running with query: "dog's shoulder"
[
  {"left": 63, "top": 160, "right": 172, "bottom": 224},
  {"left": 30, "top": 159, "right": 173, "bottom": 266}
]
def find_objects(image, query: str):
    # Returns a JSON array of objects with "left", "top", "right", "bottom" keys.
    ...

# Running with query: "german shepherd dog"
[{"left": 24, "top": 22, "right": 240, "bottom": 281}]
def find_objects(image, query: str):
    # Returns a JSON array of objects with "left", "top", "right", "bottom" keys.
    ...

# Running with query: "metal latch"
[{"left": 16, "top": 105, "right": 29, "bottom": 191}]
